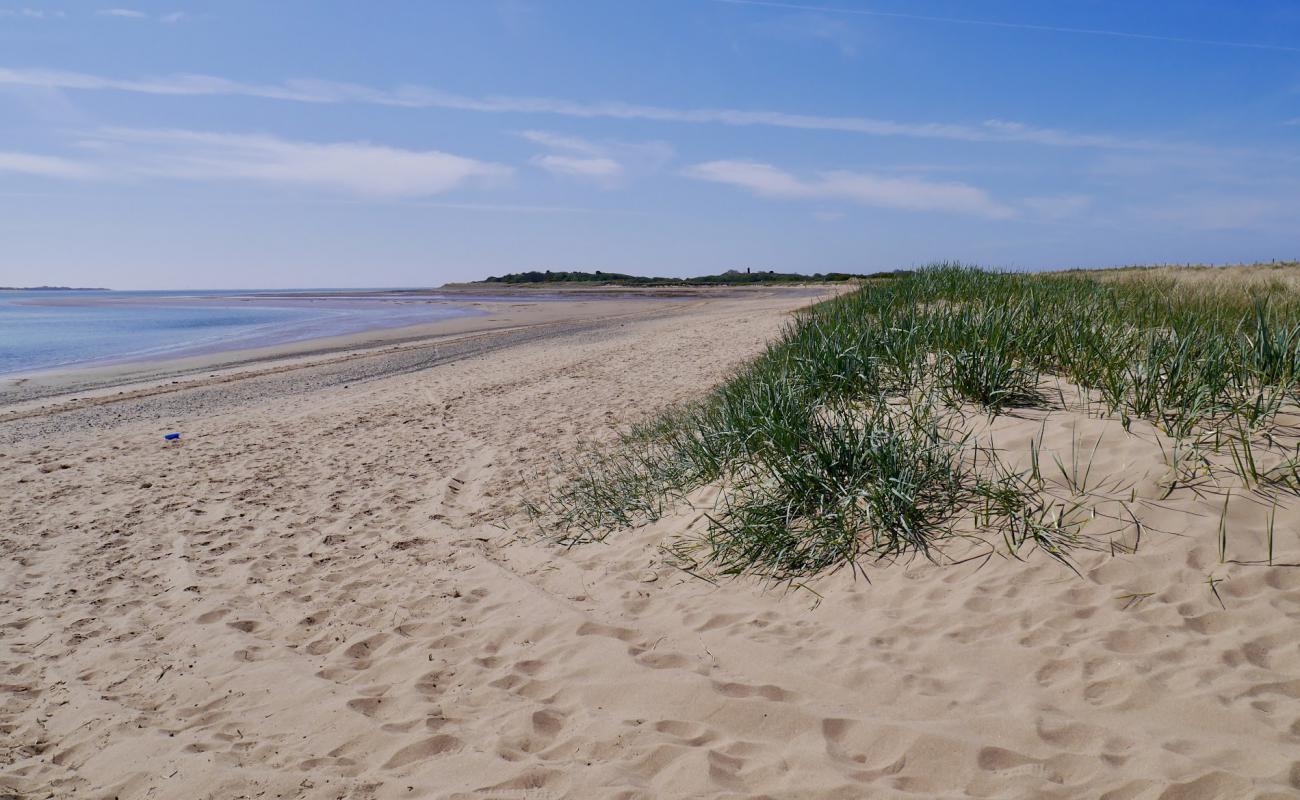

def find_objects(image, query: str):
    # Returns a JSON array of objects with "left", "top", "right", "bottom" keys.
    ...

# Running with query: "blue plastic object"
[{"left": 164, "top": 432, "right": 181, "bottom": 441}]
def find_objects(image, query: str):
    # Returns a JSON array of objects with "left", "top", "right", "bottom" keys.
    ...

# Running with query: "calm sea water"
[{"left": 0, "top": 289, "right": 484, "bottom": 376}]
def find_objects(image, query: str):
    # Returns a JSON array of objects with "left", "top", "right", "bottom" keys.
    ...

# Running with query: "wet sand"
[{"left": 0, "top": 291, "right": 716, "bottom": 422}]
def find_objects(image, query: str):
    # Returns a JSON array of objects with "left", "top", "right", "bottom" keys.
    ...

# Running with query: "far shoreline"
[
  {"left": 0, "top": 285, "right": 837, "bottom": 422},
  {"left": 0, "top": 286, "right": 111, "bottom": 291}
]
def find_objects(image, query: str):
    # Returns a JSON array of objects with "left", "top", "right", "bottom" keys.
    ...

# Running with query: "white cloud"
[
  {"left": 1285, "top": 118, "right": 1300, "bottom": 127},
  {"left": 97, "top": 8, "right": 187, "bottom": 22},
  {"left": 533, "top": 154, "right": 622, "bottom": 180},
  {"left": 113, "top": 128, "right": 510, "bottom": 197},
  {"left": 520, "top": 130, "right": 622, "bottom": 180},
  {"left": 2, "top": 129, "right": 510, "bottom": 198},
  {"left": 0, "top": 151, "right": 97, "bottom": 178},
  {"left": 519, "top": 130, "right": 673, "bottom": 184},
  {"left": 687, "top": 160, "right": 807, "bottom": 196},
  {"left": 684, "top": 159, "right": 1015, "bottom": 218},
  {"left": 0, "top": 67, "right": 1177, "bottom": 152},
  {"left": 518, "top": 130, "right": 604, "bottom": 156},
  {"left": 0, "top": 8, "right": 64, "bottom": 18}
]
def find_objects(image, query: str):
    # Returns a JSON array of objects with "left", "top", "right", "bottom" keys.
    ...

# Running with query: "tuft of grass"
[
  {"left": 683, "top": 401, "right": 1046, "bottom": 579},
  {"left": 1117, "top": 591, "right": 1154, "bottom": 610},
  {"left": 534, "top": 263, "right": 1300, "bottom": 580},
  {"left": 1206, "top": 573, "right": 1227, "bottom": 610},
  {"left": 1218, "top": 489, "right": 1231, "bottom": 563}
]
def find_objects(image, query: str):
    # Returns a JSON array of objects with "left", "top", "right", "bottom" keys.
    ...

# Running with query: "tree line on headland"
[
  {"left": 0, "top": 285, "right": 109, "bottom": 291},
  {"left": 479, "top": 269, "right": 901, "bottom": 286}
]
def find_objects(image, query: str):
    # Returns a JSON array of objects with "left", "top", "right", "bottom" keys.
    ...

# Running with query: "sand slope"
[{"left": 3, "top": 291, "right": 1300, "bottom": 799}]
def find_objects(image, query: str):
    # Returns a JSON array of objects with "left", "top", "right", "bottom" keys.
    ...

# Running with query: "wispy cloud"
[
  {"left": 683, "top": 159, "right": 1015, "bottom": 218},
  {"left": 521, "top": 130, "right": 624, "bottom": 181},
  {"left": 532, "top": 154, "right": 623, "bottom": 180},
  {"left": 0, "top": 67, "right": 1175, "bottom": 152},
  {"left": 0, "top": 8, "right": 64, "bottom": 18},
  {"left": 750, "top": 12, "right": 862, "bottom": 57},
  {"left": 109, "top": 128, "right": 511, "bottom": 196},
  {"left": 406, "top": 200, "right": 644, "bottom": 215},
  {"left": 1285, "top": 118, "right": 1300, "bottom": 127},
  {"left": 519, "top": 130, "right": 672, "bottom": 183},
  {"left": 96, "top": 8, "right": 186, "bottom": 22},
  {"left": 518, "top": 130, "right": 604, "bottom": 156},
  {"left": 0, "top": 151, "right": 98, "bottom": 178},
  {"left": 4, "top": 129, "right": 510, "bottom": 197},
  {"left": 712, "top": 0, "right": 1300, "bottom": 54}
]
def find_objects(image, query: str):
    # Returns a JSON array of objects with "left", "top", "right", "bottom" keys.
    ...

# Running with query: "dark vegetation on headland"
[
  {"left": 480, "top": 268, "right": 893, "bottom": 286},
  {"left": 535, "top": 262, "right": 1300, "bottom": 581},
  {"left": 1, "top": 286, "right": 110, "bottom": 291}
]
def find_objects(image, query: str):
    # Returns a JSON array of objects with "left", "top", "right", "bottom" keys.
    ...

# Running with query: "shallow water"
[{"left": 0, "top": 289, "right": 482, "bottom": 375}]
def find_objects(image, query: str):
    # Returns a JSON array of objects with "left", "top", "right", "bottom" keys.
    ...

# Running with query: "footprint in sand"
[{"left": 382, "top": 734, "right": 464, "bottom": 769}]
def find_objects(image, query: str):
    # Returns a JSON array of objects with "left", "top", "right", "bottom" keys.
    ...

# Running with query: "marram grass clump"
[{"left": 534, "top": 263, "right": 1300, "bottom": 580}]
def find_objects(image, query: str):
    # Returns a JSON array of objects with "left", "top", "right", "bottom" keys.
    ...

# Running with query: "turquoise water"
[{"left": 0, "top": 289, "right": 481, "bottom": 376}]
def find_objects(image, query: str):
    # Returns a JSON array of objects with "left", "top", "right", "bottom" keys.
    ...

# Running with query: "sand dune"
[{"left": 3, "top": 289, "right": 1299, "bottom": 799}]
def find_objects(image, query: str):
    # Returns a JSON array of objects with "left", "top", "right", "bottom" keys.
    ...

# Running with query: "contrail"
[{"left": 711, "top": 0, "right": 1300, "bottom": 54}]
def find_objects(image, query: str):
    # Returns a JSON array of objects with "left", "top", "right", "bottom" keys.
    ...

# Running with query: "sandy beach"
[{"left": 4, "top": 285, "right": 1300, "bottom": 800}]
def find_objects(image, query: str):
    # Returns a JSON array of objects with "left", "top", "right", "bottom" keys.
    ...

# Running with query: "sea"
[{"left": 0, "top": 289, "right": 485, "bottom": 376}]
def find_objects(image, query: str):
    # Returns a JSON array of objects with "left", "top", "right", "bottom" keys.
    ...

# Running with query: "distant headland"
[
  {"left": 0, "top": 286, "right": 110, "bottom": 291},
  {"left": 475, "top": 268, "right": 900, "bottom": 286}
]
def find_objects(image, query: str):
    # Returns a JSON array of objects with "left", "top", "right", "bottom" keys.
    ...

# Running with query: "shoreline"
[
  {"left": 1, "top": 286, "right": 834, "bottom": 412},
  {"left": 0, "top": 294, "right": 680, "bottom": 412},
  {"left": 0, "top": 286, "right": 833, "bottom": 441},
  {"left": 0, "top": 288, "right": 561, "bottom": 384}
]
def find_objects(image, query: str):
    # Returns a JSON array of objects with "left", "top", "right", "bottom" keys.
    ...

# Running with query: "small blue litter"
[{"left": 164, "top": 432, "right": 181, "bottom": 441}]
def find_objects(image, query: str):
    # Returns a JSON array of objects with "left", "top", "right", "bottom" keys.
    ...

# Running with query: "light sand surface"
[
  {"left": 0, "top": 292, "right": 705, "bottom": 412},
  {"left": 3, "top": 288, "right": 1300, "bottom": 799}
]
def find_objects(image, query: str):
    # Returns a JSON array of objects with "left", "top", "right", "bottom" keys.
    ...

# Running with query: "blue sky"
[{"left": 1, "top": 1, "right": 1298, "bottom": 288}]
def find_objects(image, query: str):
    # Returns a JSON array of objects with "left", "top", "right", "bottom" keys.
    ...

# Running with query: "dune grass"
[{"left": 537, "top": 263, "right": 1300, "bottom": 579}]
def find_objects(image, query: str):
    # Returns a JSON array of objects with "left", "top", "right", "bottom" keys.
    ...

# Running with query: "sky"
[{"left": 1, "top": 1, "right": 1299, "bottom": 289}]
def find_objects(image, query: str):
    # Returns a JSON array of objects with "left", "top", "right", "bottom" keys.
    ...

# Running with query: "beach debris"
[{"left": 164, "top": 432, "right": 181, "bottom": 441}]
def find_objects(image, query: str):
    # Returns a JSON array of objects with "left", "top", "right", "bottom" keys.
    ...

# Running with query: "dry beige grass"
[{"left": 1069, "top": 259, "right": 1300, "bottom": 290}]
